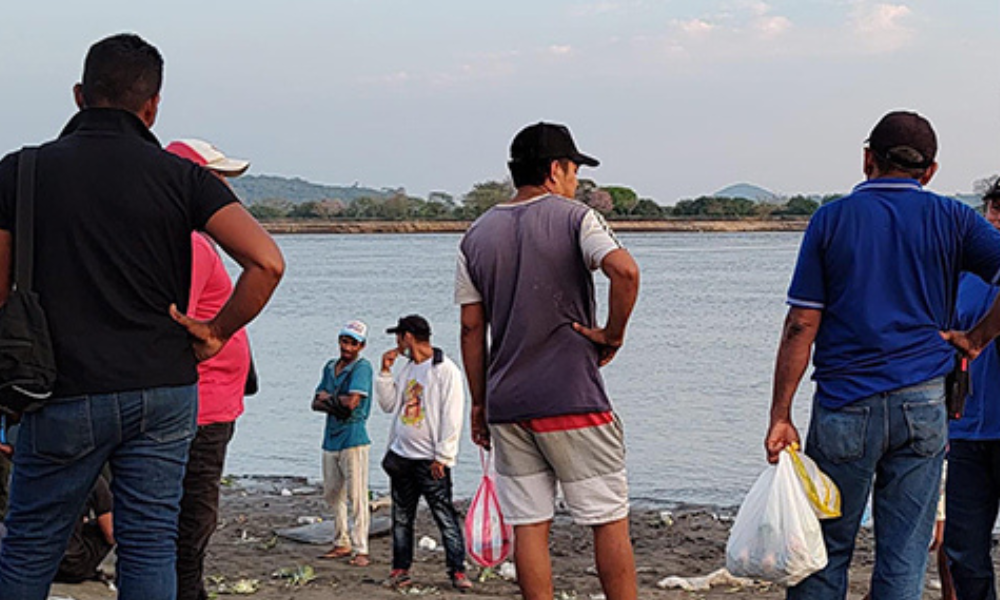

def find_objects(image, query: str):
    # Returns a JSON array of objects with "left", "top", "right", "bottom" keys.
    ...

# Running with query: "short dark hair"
[
  {"left": 81, "top": 33, "right": 163, "bottom": 113},
  {"left": 871, "top": 151, "right": 931, "bottom": 180},
  {"left": 509, "top": 158, "right": 572, "bottom": 188},
  {"left": 984, "top": 178, "right": 1000, "bottom": 203}
]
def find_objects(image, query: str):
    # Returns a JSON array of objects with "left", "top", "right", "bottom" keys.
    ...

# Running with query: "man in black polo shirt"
[{"left": 0, "top": 33, "right": 284, "bottom": 600}]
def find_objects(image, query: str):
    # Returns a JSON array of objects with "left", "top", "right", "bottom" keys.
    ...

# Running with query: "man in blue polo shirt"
[
  {"left": 944, "top": 179, "right": 1000, "bottom": 600},
  {"left": 765, "top": 111, "right": 1000, "bottom": 600}
]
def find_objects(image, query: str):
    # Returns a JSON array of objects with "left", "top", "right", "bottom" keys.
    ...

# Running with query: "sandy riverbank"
[
  {"left": 49, "top": 475, "right": 959, "bottom": 600},
  {"left": 260, "top": 219, "right": 808, "bottom": 235}
]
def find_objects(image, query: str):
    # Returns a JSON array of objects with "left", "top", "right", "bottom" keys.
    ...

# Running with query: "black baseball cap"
[
  {"left": 866, "top": 111, "right": 937, "bottom": 170},
  {"left": 386, "top": 315, "right": 432, "bottom": 337},
  {"left": 509, "top": 122, "right": 600, "bottom": 168}
]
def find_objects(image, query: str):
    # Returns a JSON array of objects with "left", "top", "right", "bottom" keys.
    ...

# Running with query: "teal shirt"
[{"left": 317, "top": 357, "right": 373, "bottom": 451}]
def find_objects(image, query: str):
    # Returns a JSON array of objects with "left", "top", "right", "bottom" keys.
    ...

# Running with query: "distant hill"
[
  {"left": 230, "top": 175, "right": 393, "bottom": 205},
  {"left": 713, "top": 183, "right": 778, "bottom": 202}
]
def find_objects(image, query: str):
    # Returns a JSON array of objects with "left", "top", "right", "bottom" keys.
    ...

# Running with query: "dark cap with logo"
[
  {"left": 386, "top": 315, "right": 432, "bottom": 337},
  {"left": 510, "top": 122, "right": 600, "bottom": 168},
  {"left": 867, "top": 111, "right": 937, "bottom": 170}
]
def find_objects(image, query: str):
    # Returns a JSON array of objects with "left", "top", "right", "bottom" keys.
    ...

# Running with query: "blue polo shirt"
[
  {"left": 788, "top": 178, "right": 1000, "bottom": 409},
  {"left": 949, "top": 273, "right": 1000, "bottom": 440},
  {"left": 317, "top": 357, "right": 373, "bottom": 451}
]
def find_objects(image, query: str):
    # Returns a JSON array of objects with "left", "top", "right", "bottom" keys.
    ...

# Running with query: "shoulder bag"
[{"left": 0, "top": 147, "right": 57, "bottom": 416}]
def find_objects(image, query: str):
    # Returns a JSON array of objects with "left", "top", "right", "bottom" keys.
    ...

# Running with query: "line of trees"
[{"left": 246, "top": 179, "right": 837, "bottom": 222}]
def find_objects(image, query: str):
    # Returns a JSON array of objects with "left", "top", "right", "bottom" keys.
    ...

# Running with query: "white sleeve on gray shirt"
[
  {"left": 453, "top": 208, "right": 623, "bottom": 305},
  {"left": 579, "top": 209, "right": 622, "bottom": 271}
]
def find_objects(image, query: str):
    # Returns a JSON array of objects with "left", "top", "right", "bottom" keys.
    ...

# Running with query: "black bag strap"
[{"left": 15, "top": 147, "right": 38, "bottom": 292}]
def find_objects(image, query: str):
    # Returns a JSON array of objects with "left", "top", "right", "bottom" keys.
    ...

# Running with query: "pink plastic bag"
[{"left": 465, "top": 450, "right": 513, "bottom": 567}]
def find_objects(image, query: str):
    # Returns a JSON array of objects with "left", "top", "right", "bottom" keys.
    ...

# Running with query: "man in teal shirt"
[{"left": 312, "top": 320, "right": 374, "bottom": 566}]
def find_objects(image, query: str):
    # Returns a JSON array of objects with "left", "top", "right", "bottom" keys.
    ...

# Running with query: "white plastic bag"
[
  {"left": 465, "top": 450, "right": 513, "bottom": 567},
  {"left": 725, "top": 447, "right": 828, "bottom": 586},
  {"left": 787, "top": 444, "right": 841, "bottom": 520}
]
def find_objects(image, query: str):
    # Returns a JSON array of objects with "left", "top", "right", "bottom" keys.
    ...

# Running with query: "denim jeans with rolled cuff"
[
  {"left": 383, "top": 450, "right": 467, "bottom": 576},
  {"left": 0, "top": 384, "right": 198, "bottom": 600},
  {"left": 788, "top": 377, "right": 947, "bottom": 600}
]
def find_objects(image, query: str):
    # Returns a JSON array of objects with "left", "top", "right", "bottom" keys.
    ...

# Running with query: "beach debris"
[
  {"left": 220, "top": 475, "right": 237, "bottom": 487},
  {"left": 418, "top": 535, "right": 438, "bottom": 551},
  {"left": 260, "top": 534, "right": 278, "bottom": 550},
  {"left": 476, "top": 566, "right": 499, "bottom": 582},
  {"left": 589, "top": 594, "right": 606, "bottom": 600},
  {"left": 498, "top": 561, "right": 517, "bottom": 581},
  {"left": 659, "top": 510, "right": 675, "bottom": 527},
  {"left": 291, "top": 487, "right": 315, "bottom": 495},
  {"left": 297, "top": 515, "right": 323, "bottom": 525},
  {"left": 211, "top": 577, "right": 261, "bottom": 595},
  {"left": 237, "top": 529, "right": 261, "bottom": 544},
  {"left": 398, "top": 584, "right": 440, "bottom": 595},
  {"left": 657, "top": 568, "right": 757, "bottom": 591},
  {"left": 273, "top": 564, "right": 317, "bottom": 586},
  {"left": 280, "top": 488, "right": 293, "bottom": 497},
  {"left": 555, "top": 591, "right": 578, "bottom": 600},
  {"left": 275, "top": 515, "right": 391, "bottom": 544}
]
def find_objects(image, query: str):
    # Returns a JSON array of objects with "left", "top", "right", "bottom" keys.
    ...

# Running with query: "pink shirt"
[{"left": 190, "top": 232, "right": 250, "bottom": 426}]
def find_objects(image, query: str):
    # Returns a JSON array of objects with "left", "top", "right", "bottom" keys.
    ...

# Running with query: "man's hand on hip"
[
  {"left": 571, "top": 322, "right": 623, "bottom": 367},
  {"left": 169, "top": 303, "right": 227, "bottom": 362}
]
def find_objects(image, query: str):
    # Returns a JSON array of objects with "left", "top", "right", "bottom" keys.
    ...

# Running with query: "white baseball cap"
[
  {"left": 339, "top": 320, "right": 368, "bottom": 343},
  {"left": 165, "top": 138, "right": 250, "bottom": 177}
]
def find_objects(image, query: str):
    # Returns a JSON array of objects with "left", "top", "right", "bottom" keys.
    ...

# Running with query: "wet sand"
[{"left": 49, "top": 475, "right": 961, "bottom": 600}]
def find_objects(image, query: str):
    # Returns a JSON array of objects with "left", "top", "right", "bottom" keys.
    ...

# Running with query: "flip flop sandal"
[{"left": 318, "top": 546, "right": 352, "bottom": 559}]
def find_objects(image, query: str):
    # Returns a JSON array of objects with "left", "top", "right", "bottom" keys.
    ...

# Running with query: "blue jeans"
[
  {"left": 788, "top": 378, "right": 947, "bottom": 600},
  {"left": 0, "top": 384, "right": 198, "bottom": 600},
  {"left": 943, "top": 439, "right": 1000, "bottom": 600},
  {"left": 382, "top": 450, "right": 466, "bottom": 575}
]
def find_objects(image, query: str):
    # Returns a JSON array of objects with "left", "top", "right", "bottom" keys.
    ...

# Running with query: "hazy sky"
[{"left": 1, "top": 1, "right": 996, "bottom": 204}]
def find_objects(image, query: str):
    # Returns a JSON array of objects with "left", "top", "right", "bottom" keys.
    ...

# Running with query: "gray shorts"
[{"left": 489, "top": 414, "right": 629, "bottom": 526}]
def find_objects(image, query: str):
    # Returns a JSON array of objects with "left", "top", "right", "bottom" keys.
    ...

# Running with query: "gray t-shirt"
[{"left": 455, "top": 194, "right": 621, "bottom": 423}]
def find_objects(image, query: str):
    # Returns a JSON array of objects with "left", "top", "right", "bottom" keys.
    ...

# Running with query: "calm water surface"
[{"left": 226, "top": 232, "right": 814, "bottom": 507}]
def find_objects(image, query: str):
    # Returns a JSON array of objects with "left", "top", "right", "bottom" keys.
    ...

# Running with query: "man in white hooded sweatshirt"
[{"left": 377, "top": 315, "right": 472, "bottom": 591}]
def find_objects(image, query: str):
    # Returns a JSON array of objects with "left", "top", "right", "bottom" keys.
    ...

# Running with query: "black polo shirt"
[{"left": 0, "top": 108, "right": 237, "bottom": 397}]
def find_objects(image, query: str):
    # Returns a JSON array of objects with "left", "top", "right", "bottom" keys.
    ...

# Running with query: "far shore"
[{"left": 261, "top": 219, "right": 809, "bottom": 235}]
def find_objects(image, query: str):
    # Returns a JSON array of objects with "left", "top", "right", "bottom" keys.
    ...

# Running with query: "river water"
[{"left": 225, "top": 232, "right": 814, "bottom": 507}]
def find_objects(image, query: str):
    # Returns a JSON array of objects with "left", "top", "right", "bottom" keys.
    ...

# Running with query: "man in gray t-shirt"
[{"left": 456, "top": 122, "right": 640, "bottom": 600}]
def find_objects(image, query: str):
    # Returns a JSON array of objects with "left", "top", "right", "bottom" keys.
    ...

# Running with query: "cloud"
[
  {"left": 675, "top": 18, "right": 715, "bottom": 37},
  {"left": 548, "top": 45, "right": 574, "bottom": 56},
  {"left": 753, "top": 15, "right": 792, "bottom": 38},
  {"left": 849, "top": 2, "right": 914, "bottom": 52}
]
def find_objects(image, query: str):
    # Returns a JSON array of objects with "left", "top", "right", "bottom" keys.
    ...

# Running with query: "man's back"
[
  {"left": 788, "top": 178, "right": 1000, "bottom": 406},
  {"left": 0, "top": 108, "right": 235, "bottom": 397},
  {"left": 459, "top": 194, "right": 609, "bottom": 423}
]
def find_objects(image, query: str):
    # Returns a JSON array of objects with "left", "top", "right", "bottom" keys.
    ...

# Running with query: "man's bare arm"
[
  {"left": 170, "top": 204, "right": 284, "bottom": 361},
  {"left": 97, "top": 511, "right": 115, "bottom": 546},
  {"left": 460, "top": 302, "right": 490, "bottom": 449},
  {"left": 942, "top": 292, "right": 1000, "bottom": 359},
  {"left": 765, "top": 306, "right": 821, "bottom": 463},
  {"left": 573, "top": 248, "right": 640, "bottom": 366}
]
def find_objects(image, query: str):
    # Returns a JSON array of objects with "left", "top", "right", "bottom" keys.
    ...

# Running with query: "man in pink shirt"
[{"left": 166, "top": 139, "right": 253, "bottom": 600}]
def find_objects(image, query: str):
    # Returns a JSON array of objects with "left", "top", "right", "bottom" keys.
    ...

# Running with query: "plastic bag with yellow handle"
[
  {"left": 726, "top": 446, "right": 829, "bottom": 585},
  {"left": 785, "top": 442, "right": 841, "bottom": 520}
]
